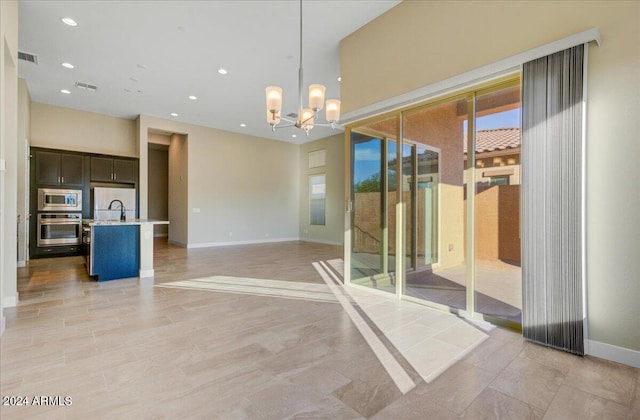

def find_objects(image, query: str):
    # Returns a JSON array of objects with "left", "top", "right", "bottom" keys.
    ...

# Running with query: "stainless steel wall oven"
[{"left": 37, "top": 213, "right": 82, "bottom": 246}]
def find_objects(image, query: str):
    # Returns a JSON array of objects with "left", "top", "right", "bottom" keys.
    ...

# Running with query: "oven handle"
[{"left": 39, "top": 219, "right": 82, "bottom": 225}]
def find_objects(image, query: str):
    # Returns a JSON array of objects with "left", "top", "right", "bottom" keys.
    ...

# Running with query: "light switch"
[{"left": 192, "top": 208, "right": 200, "bottom": 213}]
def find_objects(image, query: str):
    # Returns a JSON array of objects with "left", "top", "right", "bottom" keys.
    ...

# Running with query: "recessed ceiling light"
[
  {"left": 337, "top": 76, "right": 341, "bottom": 82},
  {"left": 60, "top": 89, "right": 71, "bottom": 94},
  {"left": 188, "top": 95, "right": 197, "bottom": 100},
  {"left": 240, "top": 123, "right": 247, "bottom": 127},
  {"left": 61, "top": 62, "right": 74, "bottom": 69},
  {"left": 217, "top": 68, "right": 228, "bottom": 75},
  {"left": 61, "top": 17, "right": 78, "bottom": 27},
  {"left": 170, "top": 113, "right": 178, "bottom": 117},
  {"left": 291, "top": 134, "right": 297, "bottom": 138}
]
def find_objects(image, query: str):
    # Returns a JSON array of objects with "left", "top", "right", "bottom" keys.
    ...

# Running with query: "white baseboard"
[
  {"left": 17, "top": 260, "right": 26, "bottom": 267},
  {"left": 586, "top": 339, "right": 640, "bottom": 368},
  {"left": 168, "top": 239, "right": 187, "bottom": 247},
  {"left": 3, "top": 295, "right": 18, "bottom": 308},
  {"left": 139, "top": 269, "right": 154, "bottom": 278},
  {"left": 300, "top": 238, "right": 344, "bottom": 246},
  {"left": 187, "top": 237, "right": 300, "bottom": 249}
]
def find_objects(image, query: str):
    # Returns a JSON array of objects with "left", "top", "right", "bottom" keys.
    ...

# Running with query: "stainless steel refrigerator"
[{"left": 92, "top": 187, "right": 136, "bottom": 221}]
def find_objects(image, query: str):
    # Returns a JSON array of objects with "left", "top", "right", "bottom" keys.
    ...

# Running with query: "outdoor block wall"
[{"left": 354, "top": 184, "right": 521, "bottom": 267}]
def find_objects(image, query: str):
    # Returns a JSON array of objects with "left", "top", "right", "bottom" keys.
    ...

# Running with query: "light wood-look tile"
[{"left": 1, "top": 239, "right": 638, "bottom": 419}]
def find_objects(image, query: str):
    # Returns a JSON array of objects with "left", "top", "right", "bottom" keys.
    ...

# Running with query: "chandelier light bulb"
[
  {"left": 325, "top": 99, "right": 341, "bottom": 123},
  {"left": 308, "top": 84, "right": 326, "bottom": 111},
  {"left": 265, "top": 86, "right": 283, "bottom": 114}
]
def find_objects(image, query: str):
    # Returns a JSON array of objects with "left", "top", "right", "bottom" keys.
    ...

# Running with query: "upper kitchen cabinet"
[
  {"left": 34, "top": 150, "right": 84, "bottom": 186},
  {"left": 91, "top": 157, "right": 137, "bottom": 184},
  {"left": 113, "top": 159, "right": 137, "bottom": 183}
]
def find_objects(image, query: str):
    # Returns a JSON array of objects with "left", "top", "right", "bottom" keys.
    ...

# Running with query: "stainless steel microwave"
[{"left": 37, "top": 188, "right": 83, "bottom": 212}]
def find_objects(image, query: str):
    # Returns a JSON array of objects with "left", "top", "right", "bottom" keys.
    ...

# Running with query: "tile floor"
[{"left": 1, "top": 239, "right": 638, "bottom": 419}]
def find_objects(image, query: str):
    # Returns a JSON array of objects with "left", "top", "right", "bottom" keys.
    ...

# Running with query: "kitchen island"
[{"left": 83, "top": 219, "right": 169, "bottom": 281}]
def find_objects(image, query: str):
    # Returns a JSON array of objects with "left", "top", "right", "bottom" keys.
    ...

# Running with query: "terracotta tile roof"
[{"left": 464, "top": 127, "right": 521, "bottom": 154}]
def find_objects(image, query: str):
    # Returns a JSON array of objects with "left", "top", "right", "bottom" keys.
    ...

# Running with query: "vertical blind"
[{"left": 522, "top": 44, "right": 585, "bottom": 355}]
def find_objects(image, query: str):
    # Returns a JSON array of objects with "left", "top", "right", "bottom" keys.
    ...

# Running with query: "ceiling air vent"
[
  {"left": 75, "top": 82, "right": 98, "bottom": 92},
  {"left": 18, "top": 51, "right": 38, "bottom": 64}
]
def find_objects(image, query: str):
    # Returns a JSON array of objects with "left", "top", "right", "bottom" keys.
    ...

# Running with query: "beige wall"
[
  {"left": 1, "top": 0, "right": 19, "bottom": 329},
  {"left": 138, "top": 115, "right": 300, "bottom": 247},
  {"left": 148, "top": 131, "right": 171, "bottom": 146},
  {"left": 30, "top": 102, "right": 137, "bottom": 157},
  {"left": 17, "top": 79, "right": 30, "bottom": 264},
  {"left": 341, "top": 1, "right": 640, "bottom": 353},
  {"left": 298, "top": 133, "right": 345, "bottom": 245},
  {"left": 474, "top": 185, "right": 521, "bottom": 264}
]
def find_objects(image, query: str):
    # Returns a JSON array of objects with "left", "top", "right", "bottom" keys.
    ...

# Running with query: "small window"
[
  {"left": 309, "top": 174, "right": 326, "bottom": 225},
  {"left": 489, "top": 175, "right": 510, "bottom": 186}
]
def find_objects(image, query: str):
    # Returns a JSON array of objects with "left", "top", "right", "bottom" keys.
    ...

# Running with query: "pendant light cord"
[{"left": 297, "top": 0, "right": 304, "bottom": 121}]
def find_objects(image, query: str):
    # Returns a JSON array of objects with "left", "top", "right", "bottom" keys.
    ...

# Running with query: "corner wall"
[
  {"left": 298, "top": 133, "right": 345, "bottom": 245},
  {"left": 1, "top": 0, "right": 19, "bottom": 332},
  {"left": 340, "top": 0, "right": 640, "bottom": 355},
  {"left": 17, "top": 79, "right": 30, "bottom": 265}
]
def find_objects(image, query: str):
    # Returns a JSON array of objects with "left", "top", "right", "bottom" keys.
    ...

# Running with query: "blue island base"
[{"left": 92, "top": 225, "right": 140, "bottom": 281}]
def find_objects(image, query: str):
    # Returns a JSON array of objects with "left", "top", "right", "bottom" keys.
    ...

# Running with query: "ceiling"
[{"left": 18, "top": 0, "right": 401, "bottom": 144}]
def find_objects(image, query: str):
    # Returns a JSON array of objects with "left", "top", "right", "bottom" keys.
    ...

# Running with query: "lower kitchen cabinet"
[
  {"left": 90, "top": 225, "right": 140, "bottom": 281},
  {"left": 33, "top": 245, "right": 82, "bottom": 258}
]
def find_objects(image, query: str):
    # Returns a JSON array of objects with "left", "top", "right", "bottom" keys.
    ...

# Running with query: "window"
[
  {"left": 309, "top": 174, "right": 326, "bottom": 225},
  {"left": 489, "top": 175, "right": 510, "bottom": 186}
]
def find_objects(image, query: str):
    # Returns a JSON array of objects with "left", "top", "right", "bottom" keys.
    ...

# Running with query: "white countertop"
[{"left": 84, "top": 219, "right": 170, "bottom": 226}]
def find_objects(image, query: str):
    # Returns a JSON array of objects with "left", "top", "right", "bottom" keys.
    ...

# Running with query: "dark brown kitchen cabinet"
[
  {"left": 34, "top": 151, "right": 84, "bottom": 186},
  {"left": 91, "top": 157, "right": 137, "bottom": 183},
  {"left": 90, "top": 157, "right": 113, "bottom": 182},
  {"left": 113, "top": 159, "right": 136, "bottom": 183}
]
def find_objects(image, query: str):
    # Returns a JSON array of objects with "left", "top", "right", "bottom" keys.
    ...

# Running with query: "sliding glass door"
[
  {"left": 402, "top": 143, "right": 440, "bottom": 271},
  {"left": 473, "top": 83, "right": 522, "bottom": 325},
  {"left": 349, "top": 116, "right": 398, "bottom": 294},
  {"left": 401, "top": 96, "right": 469, "bottom": 311},
  {"left": 346, "top": 78, "right": 522, "bottom": 326}
]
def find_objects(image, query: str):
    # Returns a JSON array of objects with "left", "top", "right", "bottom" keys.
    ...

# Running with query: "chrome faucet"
[{"left": 108, "top": 199, "right": 126, "bottom": 221}]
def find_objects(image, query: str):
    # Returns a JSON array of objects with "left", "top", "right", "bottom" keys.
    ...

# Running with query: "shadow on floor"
[{"left": 406, "top": 270, "right": 522, "bottom": 324}]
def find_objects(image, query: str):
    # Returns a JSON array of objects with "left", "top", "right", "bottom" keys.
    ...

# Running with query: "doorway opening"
[
  {"left": 147, "top": 130, "right": 188, "bottom": 246},
  {"left": 148, "top": 130, "right": 169, "bottom": 239}
]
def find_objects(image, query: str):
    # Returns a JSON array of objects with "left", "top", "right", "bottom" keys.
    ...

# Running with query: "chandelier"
[{"left": 265, "top": 0, "right": 341, "bottom": 135}]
